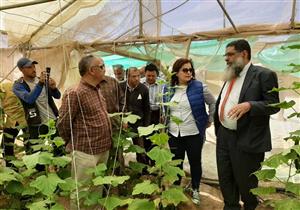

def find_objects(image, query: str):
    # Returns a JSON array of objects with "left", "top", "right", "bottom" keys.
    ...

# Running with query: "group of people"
[{"left": 0, "top": 39, "right": 279, "bottom": 210}]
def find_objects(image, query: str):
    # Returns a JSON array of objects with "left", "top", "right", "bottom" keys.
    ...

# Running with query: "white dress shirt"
[
  {"left": 219, "top": 62, "right": 251, "bottom": 130},
  {"left": 169, "top": 85, "right": 200, "bottom": 137}
]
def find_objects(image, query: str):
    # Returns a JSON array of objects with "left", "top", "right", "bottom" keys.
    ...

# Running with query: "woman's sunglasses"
[{"left": 181, "top": 68, "right": 193, "bottom": 73}]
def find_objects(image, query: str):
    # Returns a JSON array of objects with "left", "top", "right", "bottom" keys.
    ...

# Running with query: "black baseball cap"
[{"left": 17, "top": 57, "right": 38, "bottom": 69}]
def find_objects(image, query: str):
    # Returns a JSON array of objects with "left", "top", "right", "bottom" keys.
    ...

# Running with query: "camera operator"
[{"left": 13, "top": 58, "right": 61, "bottom": 155}]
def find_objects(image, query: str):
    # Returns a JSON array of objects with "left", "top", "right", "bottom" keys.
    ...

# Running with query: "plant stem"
[{"left": 286, "top": 161, "right": 293, "bottom": 183}]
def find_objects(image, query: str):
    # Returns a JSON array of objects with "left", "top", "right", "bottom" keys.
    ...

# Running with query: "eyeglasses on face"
[
  {"left": 223, "top": 51, "right": 240, "bottom": 57},
  {"left": 91, "top": 64, "right": 105, "bottom": 70},
  {"left": 181, "top": 68, "right": 193, "bottom": 73}
]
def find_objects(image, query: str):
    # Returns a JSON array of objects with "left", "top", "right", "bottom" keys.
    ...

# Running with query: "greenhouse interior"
[{"left": 0, "top": 0, "right": 300, "bottom": 210}]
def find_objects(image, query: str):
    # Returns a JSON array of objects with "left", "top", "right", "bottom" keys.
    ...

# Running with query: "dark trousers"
[
  {"left": 169, "top": 133, "right": 204, "bottom": 190},
  {"left": 216, "top": 125, "right": 264, "bottom": 210},
  {"left": 2, "top": 127, "right": 20, "bottom": 167}
]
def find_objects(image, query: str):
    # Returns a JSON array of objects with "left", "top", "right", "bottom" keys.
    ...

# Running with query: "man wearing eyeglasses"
[
  {"left": 214, "top": 39, "right": 280, "bottom": 210},
  {"left": 57, "top": 55, "right": 112, "bottom": 208}
]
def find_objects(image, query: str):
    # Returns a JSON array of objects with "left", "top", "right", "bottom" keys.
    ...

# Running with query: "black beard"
[{"left": 233, "top": 65, "right": 243, "bottom": 77}]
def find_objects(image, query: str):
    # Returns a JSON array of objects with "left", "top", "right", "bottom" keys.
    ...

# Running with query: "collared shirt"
[
  {"left": 219, "top": 61, "right": 251, "bottom": 130},
  {"left": 0, "top": 81, "right": 26, "bottom": 128},
  {"left": 99, "top": 76, "right": 125, "bottom": 113},
  {"left": 168, "top": 83, "right": 215, "bottom": 137},
  {"left": 143, "top": 79, "right": 164, "bottom": 111},
  {"left": 57, "top": 79, "right": 112, "bottom": 155},
  {"left": 169, "top": 85, "right": 199, "bottom": 137}
]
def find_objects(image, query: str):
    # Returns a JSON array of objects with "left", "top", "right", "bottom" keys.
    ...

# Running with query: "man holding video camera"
[{"left": 13, "top": 57, "right": 61, "bottom": 153}]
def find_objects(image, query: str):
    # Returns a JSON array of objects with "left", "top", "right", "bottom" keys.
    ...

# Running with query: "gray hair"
[{"left": 78, "top": 55, "right": 95, "bottom": 76}]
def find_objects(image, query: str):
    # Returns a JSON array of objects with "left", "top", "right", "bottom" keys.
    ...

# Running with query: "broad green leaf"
[
  {"left": 283, "top": 44, "right": 300, "bottom": 50},
  {"left": 30, "top": 173, "right": 65, "bottom": 197},
  {"left": 132, "top": 180, "right": 159, "bottom": 195},
  {"left": 123, "top": 114, "right": 141, "bottom": 124},
  {"left": 38, "top": 152, "right": 53, "bottom": 165},
  {"left": 31, "top": 144, "right": 53, "bottom": 152},
  {"left": 273, "top": 199, "right": 300, "bottom": 210},
  {"left": 138, "top": 124, "right": 156, "bottom": 136},
  {"left": 125, "top": 144, "right": 145, "bottom": 154},
  {"left": 52, "top": 137, "right": 65, "bottom": 147},
  {"left": 147, "top": 165, "right": 160, "bottom": 174},
  {"left": 269, "top": 100, "right": 295, "bottom": 109},
  {"left": 0, "top": 169, "right": 17, "bottom": 184},
  {"left": 170, "top": 115, "right": 183, "bottom": 125},
  {"left": 58, "top": 177, "right": 77, "bottom": 192},
  {"left": 21, "top": 168, "right": 37, "bottom": 177},
  {"left": 86, "top": 163, "right": 107, "bottom": 176},
  {"left": 154, "top": 123, "right": 166, "bottom": 130},
  {"left": 290, "top": 130, "right": 300, "bottom": 136},
  {"left": 83, "top": 191, "right": 101, "bottom": 207},
  {"left": 283, "top": 150, "right": 298, "bottom": 161},
  {"left": 10, "top": 160, "right": 25, "bottom": 168},
  {"left": 162, "top": 164, "right": 185, "bottom": 184},
  {"left": 148, "top": 132, "right": 169, "bottom": 146},
  {"left": 93, "top": 175, "right": 130, "bottom": 187},
  {"left": 168, "top": 159, "right": 183, "bottom": 166},
  {"left": 161, "top": 188, "right": 188, "bottom": 207},
  {"left": 291, "top": 81, "right": 300, "bottom": 89},
  {"left": 251, "top": 187, "right": 276, "bottom": 196},
  {"left": 291, "top": 145, "right": 300, "bottom": 156},
  {"left": 262, "top": 153, "right": 288, "bottom": 168},
  {"left": 287, "top": 112, "right": 300, "bottom": 119},
  {"left": 23, "top": 152, "right": 40, "bottom": 169},
  {"left": 22, "top": 186, "right": 37, "bottom": 196},
  {"left": 270, "top": 87, "right": 290, "bottom": 92},
  {"left": 129, "top": 161, "right": 147, "bottom": 173},
  {"left": 147, "top": 146, "right": 174, "bottom": 166},
  {"left": 253, "top": 169, "right": 276, "bottom": 180},
  {"left": 6, "top": 180, "right": 24, "bottom": 194},
  {"left": 99, "top": 197, "right": 131, "bottom": 210},
  {"left": 52, "top": 156, "right": 71, "bottom": 167},
  {"left": 26, "top": 199, "right": 50, "bottom": 210},
  {"left": 128, "top": 199, "right": 155, "bottom": 210},
  {"left": 286, "top": 182, "right": 300, "bottom": 196},
  {"left": 138, "top": 124, "right": 165, "bottom": 137},
  {"left": 50, "top": 203, "right": 65, "bottom": 210}
]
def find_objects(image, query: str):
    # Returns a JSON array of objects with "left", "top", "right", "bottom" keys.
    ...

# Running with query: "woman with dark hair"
[{"left": 162, "top": 58, "right": 216, "bottom": 205}]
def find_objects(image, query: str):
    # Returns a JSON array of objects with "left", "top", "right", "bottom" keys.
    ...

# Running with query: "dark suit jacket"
[
  {"left": 214, "top": 64, "right": 280, "bottom": 153},
  {"left": 120, "top": 81, "right": 151, "bottom": 131}
]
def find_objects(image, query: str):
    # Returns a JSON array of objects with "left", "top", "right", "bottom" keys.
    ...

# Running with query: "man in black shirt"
[{"left": 120, "top": 67, "right": 150, "bottom": 164}]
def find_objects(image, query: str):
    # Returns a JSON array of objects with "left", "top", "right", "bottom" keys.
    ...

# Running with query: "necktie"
[{"left": 219, "top": 78, "right": 236, "bottom": 121}]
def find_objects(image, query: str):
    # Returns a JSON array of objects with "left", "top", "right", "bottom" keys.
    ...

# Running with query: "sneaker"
[{"left": 192, "top": 189, "right": 200, "bottom": 206}]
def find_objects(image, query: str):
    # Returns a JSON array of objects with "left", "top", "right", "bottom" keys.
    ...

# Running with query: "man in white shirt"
[{"left": 214, "top": 39, "right": 280, "bottom": 210}]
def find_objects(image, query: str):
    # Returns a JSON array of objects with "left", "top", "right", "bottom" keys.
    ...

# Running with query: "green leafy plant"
[{"left": 251, "top": 44, "right": 300, "bottom": 210}]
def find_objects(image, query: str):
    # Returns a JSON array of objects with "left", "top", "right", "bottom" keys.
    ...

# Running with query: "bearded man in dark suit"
[{"left": 214, "top": 39, "right": 280, "bottom": 210}]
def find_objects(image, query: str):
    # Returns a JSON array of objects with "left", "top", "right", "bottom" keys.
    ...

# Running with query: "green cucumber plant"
[{"left": 251, "top": 44, "right": 300, "bottom": 210}]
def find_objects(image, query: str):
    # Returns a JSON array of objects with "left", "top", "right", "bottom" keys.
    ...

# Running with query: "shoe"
[{"left": 192, "top": 189, "right": 200, "bottom": 206}]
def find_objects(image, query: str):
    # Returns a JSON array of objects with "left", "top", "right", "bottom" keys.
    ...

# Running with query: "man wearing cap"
[
  {"left": 13, "top": 57, "right": 61, "bottom": 150},
  {"left": 113, "top": 64, "right": 125, "bottom": 82}
]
